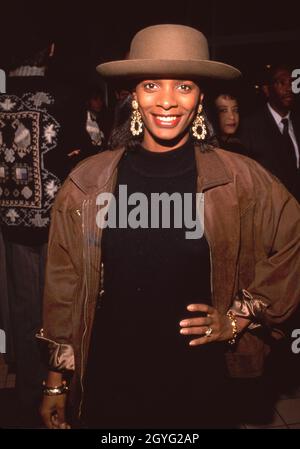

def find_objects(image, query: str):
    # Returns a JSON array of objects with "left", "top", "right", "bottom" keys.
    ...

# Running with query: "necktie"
[{"left": 281, "top": 118, "right": 297, "bottom": 168}]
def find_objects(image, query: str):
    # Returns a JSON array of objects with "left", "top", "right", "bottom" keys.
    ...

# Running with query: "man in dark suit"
[
  {"left": 240, "top": 66, "right": 300, "bottom": 407},
  {"left": 240, "top": 65, "right": 300, "bottom": 202}
]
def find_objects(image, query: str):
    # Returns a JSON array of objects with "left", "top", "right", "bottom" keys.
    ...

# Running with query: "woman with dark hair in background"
[
  {"left": 38, "top": 25, "right": 300, "bottom": 429},
  {"left": 210, "top": 87, "right": 246, "bottom": 154}
]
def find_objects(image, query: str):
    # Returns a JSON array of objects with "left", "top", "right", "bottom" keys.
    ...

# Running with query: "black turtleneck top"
[{"left": 83, "top": 141, "right": 225, "bottom": 427}]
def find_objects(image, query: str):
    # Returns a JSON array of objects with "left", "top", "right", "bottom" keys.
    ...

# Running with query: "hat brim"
[{"left": 96, "top": 59, "right": 241, "bottom": 80}]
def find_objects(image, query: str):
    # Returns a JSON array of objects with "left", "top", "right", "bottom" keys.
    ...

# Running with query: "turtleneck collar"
[{"left": 125, "top": 140, "right": 196, "bottom": 178}]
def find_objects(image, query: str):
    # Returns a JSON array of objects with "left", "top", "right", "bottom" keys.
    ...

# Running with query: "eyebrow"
[{"left": 142, "top": 79, "right": 194, "bottom": 83}]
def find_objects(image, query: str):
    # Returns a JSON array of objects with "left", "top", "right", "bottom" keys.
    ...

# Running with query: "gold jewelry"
[
  {"left": 205, "top": 326, "right": 213, "bottom": 337},
  {"left": 226, "top": 310, "right": 238, "bottom": 345},
  {"left": 192, "top": 104, "right": 207, "bottom": 140},
  {"left": 130, "top": 100, "right": 143, "bottom": 136},
  {"left": 42, "top": 380, "right": 69, "bottom": 396}
]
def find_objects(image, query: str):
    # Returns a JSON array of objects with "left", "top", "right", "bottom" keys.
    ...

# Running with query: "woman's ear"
[{"left": 199, "top": 93, "right": 204, "bottom": 104}]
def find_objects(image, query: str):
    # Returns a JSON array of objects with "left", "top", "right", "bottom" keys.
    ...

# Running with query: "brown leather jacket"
[{"left": 38, "top": 146, "right": 300, "bottom": 418}]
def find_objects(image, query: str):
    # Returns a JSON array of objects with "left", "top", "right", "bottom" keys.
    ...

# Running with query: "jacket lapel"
[{"left": 195, "top": 148, "right": 240, "bottom": 312}]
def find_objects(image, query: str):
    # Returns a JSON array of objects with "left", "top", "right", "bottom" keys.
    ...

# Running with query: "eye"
[
  {"left": 177, "top": 83, "right": 192, "bottom": 92},
  {"left": 143, "top": 82, "right": 159, "bottom": 91}
]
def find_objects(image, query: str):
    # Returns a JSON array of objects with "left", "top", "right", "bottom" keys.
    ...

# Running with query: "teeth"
[{"left": 156, "top": 116, "right": 177, "bottom": 122}]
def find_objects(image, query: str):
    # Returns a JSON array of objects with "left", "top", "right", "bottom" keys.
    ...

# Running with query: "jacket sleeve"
[
  {"left": 230, "top": 178, "right": 300, "bottom": 327},
  {"left": 36, "top": 188, "right": 80, "bottom": 372}
]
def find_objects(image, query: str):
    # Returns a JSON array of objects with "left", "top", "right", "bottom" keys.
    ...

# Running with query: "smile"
[{"left": 153, "top": 115, "right": 181, "bottom": 127}]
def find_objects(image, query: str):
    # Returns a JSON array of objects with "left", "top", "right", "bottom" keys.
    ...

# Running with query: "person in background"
[
  {"left": 67, "top": 87, "right": 113, "bottom": 166},
  {"left": 210, "top": 87, "right": 245, "bottom": 154},
  {"left": 240, "top": 64, "right": 300, "bottom": 202},
  {"left": 84, "top": 86, "right": 111, "bottom": 151},
  {"left": 0, "top": 34, "right": 81, "bottom": 426}
]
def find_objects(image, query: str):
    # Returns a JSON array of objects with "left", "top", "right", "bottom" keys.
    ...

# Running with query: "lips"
[{"left": 152, "top": 115, "right": 181, "bottom": 128}]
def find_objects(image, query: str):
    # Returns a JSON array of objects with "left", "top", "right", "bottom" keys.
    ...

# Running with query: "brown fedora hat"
[{"left": 97, "top": 24, "right": 241, "bottom": 80}]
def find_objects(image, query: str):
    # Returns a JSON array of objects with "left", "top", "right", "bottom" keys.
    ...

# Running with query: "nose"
[{"left": 157, "top": 86, "right": 178, "bottom": 110}]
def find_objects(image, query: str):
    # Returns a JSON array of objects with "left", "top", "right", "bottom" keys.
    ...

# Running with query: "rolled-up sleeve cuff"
[
  {"left": 36, "top": 329, "right": 75, "bottom": 372},
  {"left": 229, "top": 289, "right": 269, "bottom": 329}
]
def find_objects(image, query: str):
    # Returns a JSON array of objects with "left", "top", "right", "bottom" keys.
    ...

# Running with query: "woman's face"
[
  {"left": 134, "top": 79, "right": 202, "bottom": 152},
  {"left": 89, "top": 95, "right": 103, "bottom": 113},
  {"left": 215, "top": 95, "right": 239, "bottom": 138}
]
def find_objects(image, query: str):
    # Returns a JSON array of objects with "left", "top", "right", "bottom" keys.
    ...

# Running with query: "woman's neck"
[{"left": 142, "top": 132, "right": 190, "bottom": 153}]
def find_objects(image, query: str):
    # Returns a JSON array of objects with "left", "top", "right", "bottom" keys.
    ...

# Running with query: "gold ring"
[{"left": 205, "top": 327, "right": 213, "bottom": 337}]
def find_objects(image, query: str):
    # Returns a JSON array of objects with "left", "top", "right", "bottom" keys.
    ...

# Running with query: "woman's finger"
[
  {"left": 50, "top": 413, "right": 61, "bottom": 429},
  {"left": 187, "top": 303, "right": 215, "bottom": 314},
  {"left": 42, "top": 413, "right": 54, "bottom": 429},
  {"left": 40, "top": 406, "right": 55, "bottom": 429},
  {"left": 179, "top": 316, "right": 212, "bottom": 327},
  {"left": 59, "top": 422, "right": 71, "bottom": 429},
  {"left": 56, "top": 404, "right": 67, "bottom": 426},
  {"left": 180, "top": 326, "right": 213, "bottom": 336},
  {"left": 188, "top": 335, "right": 215, "bottom": 346}
]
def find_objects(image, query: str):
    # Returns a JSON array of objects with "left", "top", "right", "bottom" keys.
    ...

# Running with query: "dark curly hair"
[{"left": 108, "top": 92, "right": 218, "bottom": 152}]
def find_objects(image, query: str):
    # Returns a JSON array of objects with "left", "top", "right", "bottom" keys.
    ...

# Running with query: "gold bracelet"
[
  {"left": 226, "top": 310, "right": 238, "bottom": 345},
  {"left": 42, "top": 380, "right": 69, "bottom": 396}
]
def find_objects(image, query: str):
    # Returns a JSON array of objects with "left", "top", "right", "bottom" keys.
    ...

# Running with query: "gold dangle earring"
[
  {"left": 130, "top": 100, "right": 143, "bottom": 136},
  {"left": 191, "top": 104, "right": 207, "bottom": 140}
]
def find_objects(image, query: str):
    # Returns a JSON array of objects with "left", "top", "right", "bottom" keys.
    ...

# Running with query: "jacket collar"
[
  {"left": 70, "top": 145, "right": 232, "bottom": 194},
  {"left": 70, "top": 147, "right": 126, "bottom": 193},
  {"left": 194, "top": 145, "right": 233, "bottom": 191}
]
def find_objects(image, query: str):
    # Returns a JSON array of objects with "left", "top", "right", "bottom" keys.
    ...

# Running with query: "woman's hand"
[
  {"left": 40, "top": 371, "right": 70, "bottom": 429},
  {"left": 179, "top": 303, "right": 250, "bottom": 346},
  {"left": 40, "top": 393, "right": 70, "bottom": 429}
]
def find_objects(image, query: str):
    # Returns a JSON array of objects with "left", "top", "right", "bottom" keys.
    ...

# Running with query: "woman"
[
  {"left": 211, "top": 89, "right": 246, "bottom": 154},
  {"left": 38, "top": 25, "right": 300, "bottom": 429},
  {"left": 215, "top": 93, "right": 239, "bottom": 137}
]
